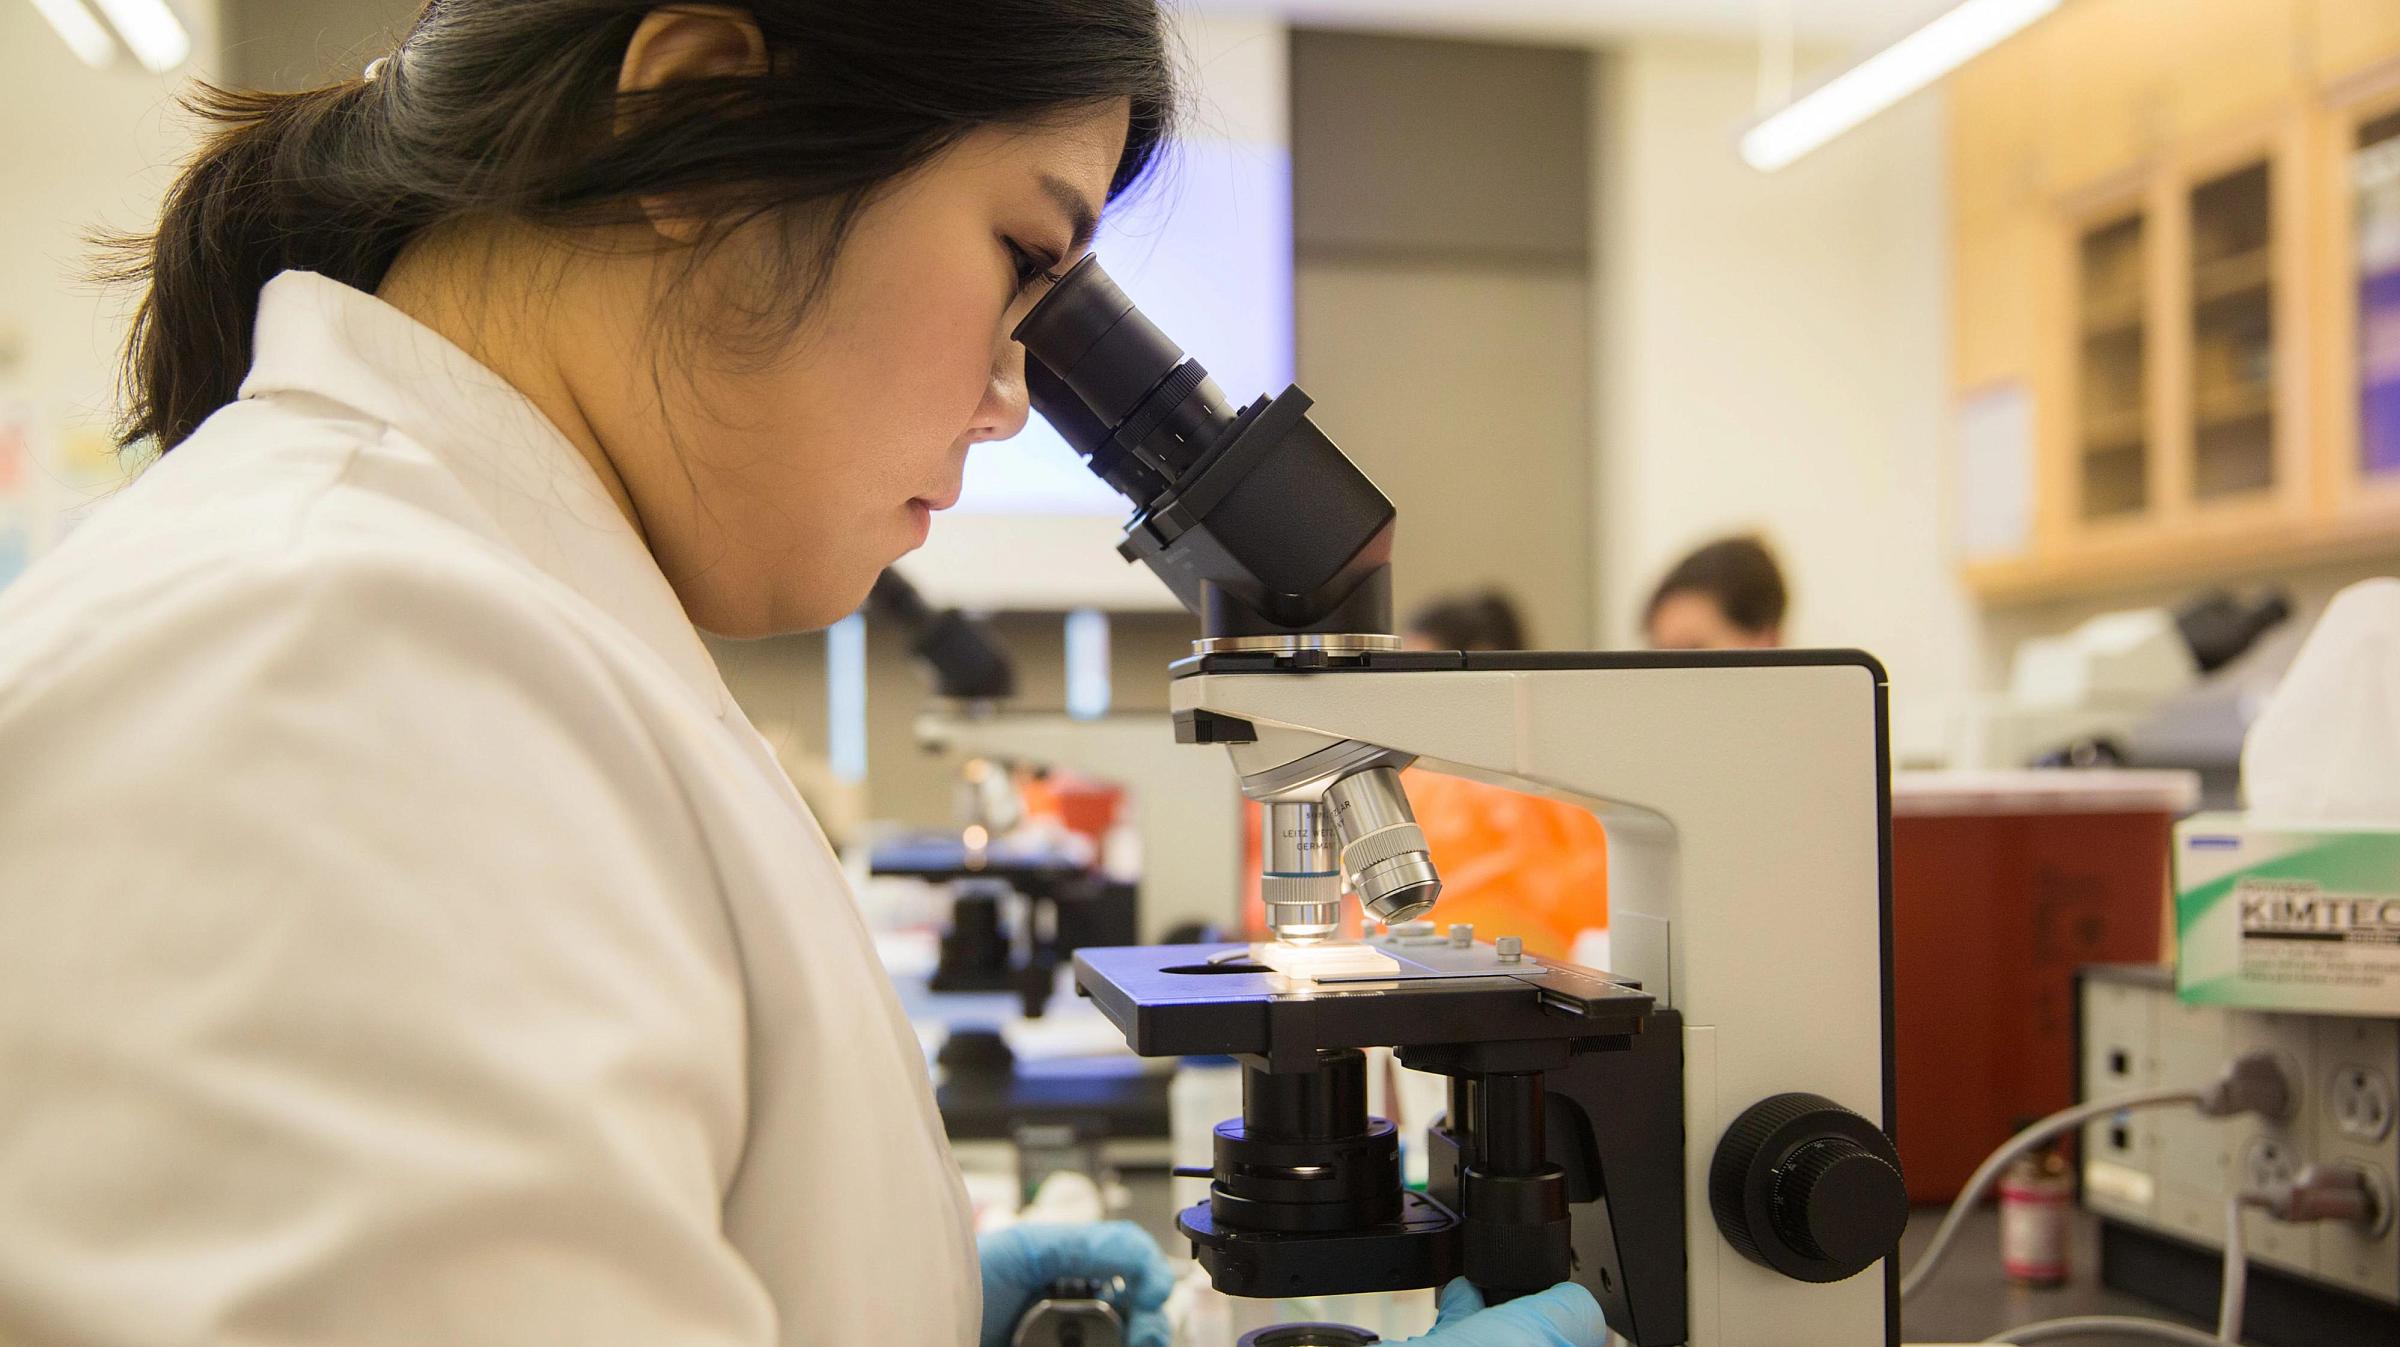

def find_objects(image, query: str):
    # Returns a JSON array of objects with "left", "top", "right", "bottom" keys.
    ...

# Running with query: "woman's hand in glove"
[
  {"left": 976, "top": 1220, "right": 1175, "bottom": 1347},
  {"left": 1400, "top": 1278, "right": 1610, "bottom": 1347}
]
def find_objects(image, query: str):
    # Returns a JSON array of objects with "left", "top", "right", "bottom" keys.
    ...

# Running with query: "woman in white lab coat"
[{"left": 0, "top": 4, "right": 1605, "bottom": 1345}]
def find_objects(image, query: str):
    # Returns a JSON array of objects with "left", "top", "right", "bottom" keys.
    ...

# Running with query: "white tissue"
[{"left": 2242, "top": 578, "right": 2400, "bottom": 823}]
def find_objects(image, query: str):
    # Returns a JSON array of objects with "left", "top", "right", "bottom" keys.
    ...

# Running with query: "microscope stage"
[
  {"left": 866, "top": 835, "right": 1092, "bottom": 885},
  {"left": 1071, "top": 941, "right": 1655, "bottom": 1063}
]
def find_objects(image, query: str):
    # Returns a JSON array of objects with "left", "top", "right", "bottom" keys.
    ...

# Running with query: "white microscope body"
[
  {"left": 1006, "top": 251, "right": 1901, "bottom": 1345},
  {"left": 1174, "top": 652, "right": 1896, "bottom": 1347}
]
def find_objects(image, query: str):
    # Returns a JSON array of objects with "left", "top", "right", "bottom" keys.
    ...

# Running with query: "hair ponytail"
[
  {"left": 101, "top": 0, "right": 1176, "bottom": 457},
  {"left": 102, "top": 77, "right": 423, "bottom": 453}
]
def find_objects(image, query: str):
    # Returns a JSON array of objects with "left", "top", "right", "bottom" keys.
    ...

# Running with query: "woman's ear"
[{"left": 618, "top": 6, "right": 771, "bottom": 244}]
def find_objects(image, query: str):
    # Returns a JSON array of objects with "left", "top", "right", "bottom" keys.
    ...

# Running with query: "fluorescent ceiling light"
[
  {"left": 1741, "top": 0, "right": 2060, "bottom": 172},
  {"left": 28, "top": 0, "right": 117, "bottom": 68},
  {"left": 87, "top": 0, "right": 191, "bottom": 73}
]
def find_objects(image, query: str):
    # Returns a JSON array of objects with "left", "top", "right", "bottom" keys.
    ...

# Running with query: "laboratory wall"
[
  {"left": 221, "top": 0, "right": 414, "bottom": 88},
  {"left": 1591, "top": 36, "right": 1978, "bottom": 717},
  {"left": 1291, "top": 30, "right": 1596, "bottom": 649},
  {"left": 0, "top": 1, "right": 221, "bottom": 570}
]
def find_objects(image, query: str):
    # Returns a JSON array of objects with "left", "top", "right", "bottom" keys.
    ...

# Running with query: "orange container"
[{"left": 1889, "top": 770, "right": 2197, "bottom": 1201}]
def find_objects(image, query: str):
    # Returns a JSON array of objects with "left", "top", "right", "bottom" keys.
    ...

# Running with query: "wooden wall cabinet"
[
  {"left": 2034, "top": 0, "right": 2172, "bottom": 200},
  {"left": 1953, "top": 0, "right": 2400, "bottom": 600},
  {"left": 2313, "top": 0, "right": 2400, "bottom": 85},
  {"left": 2320, "top": 83, "right": 2400, "bottom": 523}
]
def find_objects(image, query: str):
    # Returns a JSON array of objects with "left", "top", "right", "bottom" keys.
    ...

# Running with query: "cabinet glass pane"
[
  {"left": 2359, "top": 108, "right": 2400, "bottom": 478},
  {"left": 2078, "top": 213, "right": 2147, "bottom": 519},
  {"left": 2189, "top": 161, "right": 2274, "bottom": 501}
]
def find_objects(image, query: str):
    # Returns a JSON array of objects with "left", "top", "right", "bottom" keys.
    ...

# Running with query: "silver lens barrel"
[
  {"left": 1263, "top": 801, "right": 1341, "bottom": 943},
  {"left": 1352, "top": 853, "right": 1441, "bottom": 925},
  {"left": 1323, "top": 767, "right": 1442, "bottom": 926}
]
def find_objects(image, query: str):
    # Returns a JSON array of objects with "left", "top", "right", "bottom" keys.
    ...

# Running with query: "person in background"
[
  {"left": 1642, "top": 533, "right": 1788, "bottom": 650},
  {"left": 1404, "top": 588, "right": 1527, "bottom": 654},
  {"left": 1396, "top": 590, "right": 1608, "bottom": 961}
]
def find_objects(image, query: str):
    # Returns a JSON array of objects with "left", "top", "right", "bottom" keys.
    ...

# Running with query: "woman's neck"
[{"left": 374, "top": 223, "right": 646, "bottom": 540}]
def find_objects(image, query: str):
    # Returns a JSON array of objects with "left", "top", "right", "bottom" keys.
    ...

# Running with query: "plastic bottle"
[{"left": 1999, "top": 1142, "right": 2073, "bottom": 1287}]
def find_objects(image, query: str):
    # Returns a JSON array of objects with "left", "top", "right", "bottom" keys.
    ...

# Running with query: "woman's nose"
[{"left": 968, "top": 342, "right": 1032, "bottom": 446}]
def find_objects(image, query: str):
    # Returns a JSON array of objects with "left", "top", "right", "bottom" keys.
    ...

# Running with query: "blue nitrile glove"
[
  {"left": 1399, "top": 1277, "right": 1611, "bottom": 1347},
  {"left": 976, "top": 1220, "right": 1175, "bottom": 1347}
]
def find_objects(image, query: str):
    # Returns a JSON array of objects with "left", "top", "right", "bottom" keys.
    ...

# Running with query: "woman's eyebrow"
[{"left": 1039, "top": 174, "right": 1100, "bottom": 253}]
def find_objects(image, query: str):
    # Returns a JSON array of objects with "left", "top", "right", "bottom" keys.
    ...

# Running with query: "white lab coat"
[{"left": 0, "top": 272, "right": 978, "bottom": 1345}]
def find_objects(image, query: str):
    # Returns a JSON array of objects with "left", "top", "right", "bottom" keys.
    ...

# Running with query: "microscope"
[
  {"left": 1009, "top": 258, "right": 1913, "bottom": 1347},
  {"left": 912, "top": 708, "right": 1244, "bottom": 946},
  {"left": 863, "top": 570, "right": 1139, "bottom": 1013}
]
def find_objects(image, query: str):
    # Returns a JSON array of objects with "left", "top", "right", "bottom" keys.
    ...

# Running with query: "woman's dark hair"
[
  {"left": 1644, "top": 534, "right": 1787, "bottom": 636},
  {"left": 104, "top": 0, "right": 1177, "bottom": 454},
  {"left": 1407, "top": 589, "right": 1529, "bottom": 652}
]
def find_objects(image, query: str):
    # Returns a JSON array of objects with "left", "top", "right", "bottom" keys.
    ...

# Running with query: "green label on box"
[{"left": 2176, "top": 825, "right": 2400, "bottom": 1015}]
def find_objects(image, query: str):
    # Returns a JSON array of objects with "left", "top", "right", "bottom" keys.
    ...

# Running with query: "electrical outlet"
[
  {"left": 2083, "top": 968, "right": 2400, "bottom": 1309},
  {"left": 2332, "top": 1066, "right": 2395, "bottom": 1144},
  {"left": 2360, "top": 1166, "right": 2397, "bottom": 1241},
  {"left": 2245, "top": 1135, "right": 2303, "bottom": 1190}
]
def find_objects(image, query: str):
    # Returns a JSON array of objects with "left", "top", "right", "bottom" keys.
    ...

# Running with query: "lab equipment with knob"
[
  {"left": 863, "top": 568, "right": 1141, "bottom": 1015},
  {"left": 2076, "top": 965, "right": 2398, "bottom": 1346},
  {"left": 1947, "top": 588, "right": 2291, "bottom": 774},
  {"left": 859, "top": 569, "right": 1182, "bottom": 1190},
  {"left": 1009, "top": 254, "right": 1915, "bottom": 1346},
  {"left": 913, "top": 708, "right": 1244, "bottom": 947}
]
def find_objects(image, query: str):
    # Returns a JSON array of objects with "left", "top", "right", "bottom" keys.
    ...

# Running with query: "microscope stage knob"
[
  {"left": 1709, "top": 1092, "right": 1909, "bottom": 1284},
  {"left": 1771, "top": 1137, "right": 1909, "bottom": 1268}
]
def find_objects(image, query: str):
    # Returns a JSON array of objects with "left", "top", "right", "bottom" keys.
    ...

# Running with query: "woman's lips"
[{"left": 904, "top": 485, "right": 959, "bottom": 548}]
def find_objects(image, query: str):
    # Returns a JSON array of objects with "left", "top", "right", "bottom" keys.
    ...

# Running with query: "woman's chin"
[{"left": 681, "top": 569, "right": 875, "bottom": 640}]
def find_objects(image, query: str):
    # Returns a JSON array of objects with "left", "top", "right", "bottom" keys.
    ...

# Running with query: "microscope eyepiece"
[
  {"left": 1013, "top": 254, "right": 1397, "bottom": 638},
  {"left": 1015, "top": 255, "right": 1237, "bottom": 508}
]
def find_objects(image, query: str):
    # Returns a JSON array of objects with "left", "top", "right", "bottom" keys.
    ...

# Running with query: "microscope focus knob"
[
  {"left": 1709, "top": 1093, "right": 1908, "bottom": 1284},
  {"left": 1772, "top": 1137, "right": 1907, "bottom": 1266}
]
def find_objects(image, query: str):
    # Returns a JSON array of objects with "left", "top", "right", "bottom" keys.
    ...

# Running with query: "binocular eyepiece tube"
[
  {"left": 1013, "top": 255, "right": 1238, "bottom": 511},
  {"left": 1013, "top": 253, "right": 1402, "bottom": 640}
]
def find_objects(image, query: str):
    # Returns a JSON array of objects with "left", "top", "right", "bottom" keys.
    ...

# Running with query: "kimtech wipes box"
[
  {"left": 2175, "top": 816, "right": 2400, "bottom": 1017},
  {"left": 2176, "top": 579, "right": 2400, "bottom": 1017}
]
